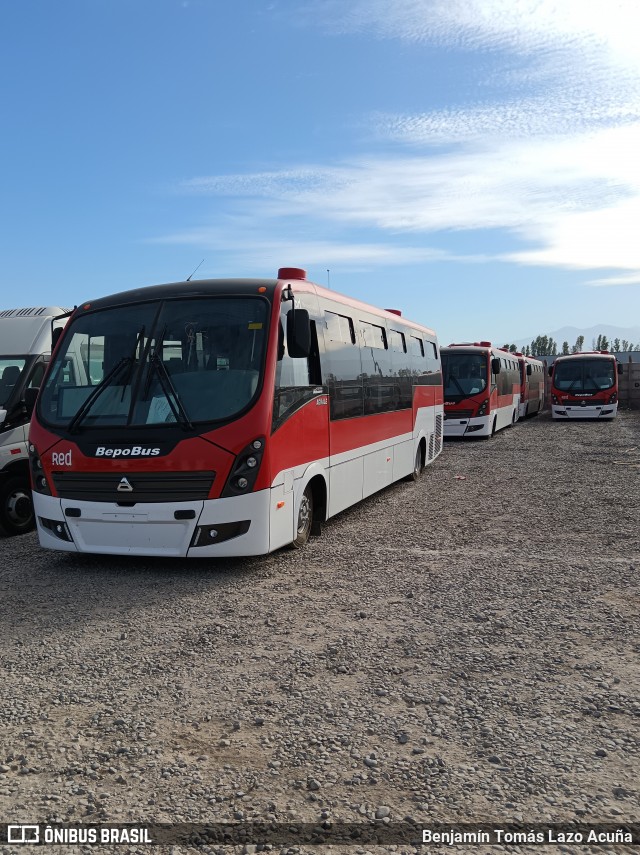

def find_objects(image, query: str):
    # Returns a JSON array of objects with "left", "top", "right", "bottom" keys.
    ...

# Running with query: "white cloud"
[
  {"left": 586, "top": 273, "right": 640, "bottom": 286},
  {"left": 308, "top": 0, "right": 640, "bottom": 68},
  {"left": 163, "top": 0, "right": 640, "bottom": 283},
  {"left": 173, "top": 122, "right": 640, "bottom": 270},
  {"left": 149, "top": 226, "right": 483, "bottom": 269}
]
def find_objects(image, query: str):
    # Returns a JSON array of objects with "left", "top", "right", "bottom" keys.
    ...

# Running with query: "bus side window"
[
  {"left": 276, "top": 309, "right": 321, "bottom": 388},
  {"left": 323, "top": 310, "right": 363, "bottom": 419}
]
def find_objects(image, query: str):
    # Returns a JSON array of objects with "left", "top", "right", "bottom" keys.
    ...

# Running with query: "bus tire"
[
  {"left": 408, "top": 444, "right": 424, "bottom": 482},
  {"left": 291, "top": 485, "right": 313, "bottom": 549},
  {"left": 0, "top": 477, "right": 35, "bottom": 536},
  {"left": 491, "top": 417, "right": 497, "bottom": 437}
]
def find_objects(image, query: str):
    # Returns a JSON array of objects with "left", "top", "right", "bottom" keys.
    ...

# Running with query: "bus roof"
[
  {"left": 554, "top": 351, "right": 616, "bottom": 361},
  {"left": 70, "top": 270, "right": 438, "bottom": 339}
]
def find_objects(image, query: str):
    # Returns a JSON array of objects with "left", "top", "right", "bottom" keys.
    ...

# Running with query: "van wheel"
[
  {"left": 0, "top": 477, "right": 35, "bottom": 536},
  {"left": 291, "top": 486, "right": 313, "bottom": 549}
]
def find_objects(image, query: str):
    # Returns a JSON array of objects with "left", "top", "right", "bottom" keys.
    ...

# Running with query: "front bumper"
[
  {"left": 551, "top": 403, "right": 617, "bottom": 419},
  {"left": 443, "top": 415, "right": 490, "bottom": 438},
  {"left": 33, "top": 489, "right": 275, "bottom": 558}
]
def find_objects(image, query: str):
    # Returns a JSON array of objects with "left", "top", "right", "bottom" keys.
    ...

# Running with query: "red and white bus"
[
  {"left": 549, "top": 351, "right": 621, "bottom": 419},
  {"left": 441, "top": 342, "right": 520, "bottom": 438},
  {"left": 29, "top": 268, "right": 444, "bottom": 557},
  {"left": 517, "top": 352, "right": 545, "bottom": 419}
]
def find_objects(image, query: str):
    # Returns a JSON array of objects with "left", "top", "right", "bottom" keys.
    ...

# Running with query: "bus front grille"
[
  {"left": 443, "top": 409, "right": 473, "bottom": 418},
  {"left": 52, "top": 471, "right": 216, "bottom": 503}
]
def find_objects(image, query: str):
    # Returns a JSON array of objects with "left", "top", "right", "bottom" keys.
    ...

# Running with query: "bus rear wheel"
[
  {"left": 409, "top": 445, "right": 424, "bottom": 482},
  {"left": 0, "top": 477, "right": 35, "bottom": 536},
  {"left": 292, "top": 486, "right": 313, "bottom": 549}
]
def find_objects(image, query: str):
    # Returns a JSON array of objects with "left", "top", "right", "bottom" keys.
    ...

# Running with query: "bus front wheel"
[{"left": 292, "top": 486, "right": 313, "bottom": 549}]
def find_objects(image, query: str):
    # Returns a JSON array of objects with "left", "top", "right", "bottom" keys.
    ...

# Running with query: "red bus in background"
[
  {"left": 549, "top": 351, "right": 622, "bottom": 420},
  {"left": 441, "top": 342, "right": 520, "bottom": 438},
  {"left": 517, "top": 352, "right": 545, "bottom": 419},
  {"left": 29, "top": 268, "right": 443, "bottom": 558}
]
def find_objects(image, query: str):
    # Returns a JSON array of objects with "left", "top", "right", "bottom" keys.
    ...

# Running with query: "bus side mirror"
[
  {"left": 526, "top": 364, "right": 532, "bottom": 376},
  {"left": 52, "top": 326, "right": 64, "bottom": 349},
  {"left": 491, "top": 357, "right": 501, "bottom": 374},
  {"left": 618, "top": 362, "right": 623, "bottom": 375},
  {"left": 24, "top": 387, "right": 39, "bottom": 417},
  {"left": 548, "top": 366, "right": 554, "bottom": 376},
  {"left": 287, "top": 309, "right": 311, "bottom": 358}
]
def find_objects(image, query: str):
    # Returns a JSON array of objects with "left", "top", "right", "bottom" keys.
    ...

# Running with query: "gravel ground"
[{"left": 1, "top": 409, "right": 639, "bottom": 855}]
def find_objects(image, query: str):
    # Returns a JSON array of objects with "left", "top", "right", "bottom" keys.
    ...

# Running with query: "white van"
[{"left": 0, "top": 307, "right": 71, "bottom": 535}]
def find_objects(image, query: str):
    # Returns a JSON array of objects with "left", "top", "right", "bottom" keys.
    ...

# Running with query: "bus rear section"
[
  {"left": 441, "top": 343, "right": 520, "bottom": 438},
  {"left": 30, "top": 268, "right": 443, "bottom": 558},
  {"left": 550, "top": 352, "right": 621, "bottom": 419},
  {"left": 517, "top": 353, "right": 545, "bottom": 419}
]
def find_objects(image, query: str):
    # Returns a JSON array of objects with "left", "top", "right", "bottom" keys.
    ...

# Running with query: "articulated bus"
[
  {"left": 549, "top": 351, "right": 622, "bottom": 420},
  {"left": 441, "top": 342, "right": 520, "bottom": 438},
  {"left": 517, "top": 353, "right": 545, "bottom": 419},
  {"left": 29, "top": 268, "right": 443, "bottom": 557}
]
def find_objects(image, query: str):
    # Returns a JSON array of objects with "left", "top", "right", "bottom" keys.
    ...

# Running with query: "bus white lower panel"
[
  {"left": 551, "top": 403, "right": 617, "bottom": 419},
  {"left": 363, "top": 446, "right": 395, "bottom": 498},
  {"left": 34, "top": 490, "right": 275, "bottom": 558},
  {"left": 329, "top": 456, "right": 364, "bottom": 517},
  {"left": 392, "top": 438, "right": 414, "bottom": 482}
]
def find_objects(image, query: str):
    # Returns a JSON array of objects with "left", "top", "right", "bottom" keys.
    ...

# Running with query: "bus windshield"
[
  {"left": 553, "top": 359, "right": 615, "bottom": 392},
  {"left": 38, "top": 297, "right": 269, "bottom": 428},
  {"left": 443, "top": 352, "right": 488, "bottom": 400},
  {"left": 0, "top": 357, "right": 27, "bottom": 407}
]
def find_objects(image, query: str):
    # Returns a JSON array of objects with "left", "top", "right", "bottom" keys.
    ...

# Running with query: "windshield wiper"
[
  {"left": 446, "top": 374, "right": 467, "bottom": 397},
  {"left": 147, "top": 353, "right": 194, "bottom": 431},
  {"left": 68, "top": 356, "right": 132, "bottom": 434},
  {"left": 120, "top": 326, "right": 146, "bottom": 398},
  {"left": 583, "top": 374, "right": 600, "bottom": 391}
]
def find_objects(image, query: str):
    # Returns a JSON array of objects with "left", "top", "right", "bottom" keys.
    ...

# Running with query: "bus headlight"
[
  {"left": 29, "top": 444, "right": 52, "bottom": 495},
  {"left": 221, "top": 438, "right": 265, "bottom": 498},
  {"left": 477, "top": 399, "right": 489, "bottom": 416},
  {"left": 608, "top": 392, "right": 617, "bottom": 404}
]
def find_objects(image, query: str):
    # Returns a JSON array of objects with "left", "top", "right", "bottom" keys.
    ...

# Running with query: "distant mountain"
[{"left": 512, "top": 324, "right": 640, "bottom": 350}]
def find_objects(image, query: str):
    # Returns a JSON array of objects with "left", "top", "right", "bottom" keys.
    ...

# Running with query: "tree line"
[{"left": 502, "top": 334, "right": 640, "bottom": 357}]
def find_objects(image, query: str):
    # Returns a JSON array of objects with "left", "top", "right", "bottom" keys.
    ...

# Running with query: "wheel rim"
[
  {"left": 414, "top": 449, "right": 422, "bottom": 477},
  {"left": 6, "top": 487, "right": 33, "bottom": 528},
  {"left": 297, "top": 491, "right": 311, "bottom": 536}
]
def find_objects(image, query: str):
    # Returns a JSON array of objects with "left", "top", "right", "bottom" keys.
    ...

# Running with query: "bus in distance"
[
  {"left": 517, "top": 352, "right": 545, "bottom": 419},
  {"left": 441, "top": 342, "right": 521, "bottom": 438},
  {"left": 29, "top": 268, "right": 444, "bottom": 558},
  {"left": 549, "top": 351, "right": 622, "bottom": 419}
]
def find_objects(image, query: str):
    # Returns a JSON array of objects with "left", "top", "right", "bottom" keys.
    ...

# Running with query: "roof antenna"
[
  {"left": 327, "top": 268, "right": 331, "bottom": 289},
  {"left": 186, "top": 259, "right": 205, "bottom": 282}
]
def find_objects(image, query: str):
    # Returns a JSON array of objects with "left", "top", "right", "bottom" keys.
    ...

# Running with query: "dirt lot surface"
[{"left": 1, "top": 409, "right": 639, "bottom": 855}]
